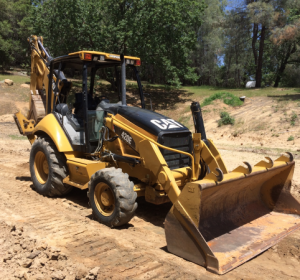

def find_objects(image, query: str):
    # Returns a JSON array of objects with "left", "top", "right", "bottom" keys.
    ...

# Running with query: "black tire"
[
  {"left": 88, "top": 167, "right": 137, "bottom": 227},
  {"left": 30, "top": 136, "right": 73, "bottom": 197}
]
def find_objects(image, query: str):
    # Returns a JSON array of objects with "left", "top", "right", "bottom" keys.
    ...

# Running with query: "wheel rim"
[
  {"left": 94, "top": 182, "right": 115, "bottom": 216},
  {"left": 34, "top": 151, "right": 49, "bottom": 184}
]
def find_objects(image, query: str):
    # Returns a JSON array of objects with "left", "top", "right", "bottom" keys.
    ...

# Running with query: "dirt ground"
[{"left": 1, "top": 80, "right": 300, "bottom": 279}]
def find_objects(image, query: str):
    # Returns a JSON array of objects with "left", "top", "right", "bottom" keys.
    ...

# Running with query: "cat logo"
[{"left": 150, "top": 119, "right": 183, "bottom": 130}]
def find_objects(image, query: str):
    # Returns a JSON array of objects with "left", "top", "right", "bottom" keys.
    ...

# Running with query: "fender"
[{"left": 33, "top": 113, "right": 73, "bottom": 152}]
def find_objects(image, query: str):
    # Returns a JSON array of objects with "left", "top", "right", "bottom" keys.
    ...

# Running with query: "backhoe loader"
[{"left": 14, "top": 35, "right": 300, "bottom": 274}]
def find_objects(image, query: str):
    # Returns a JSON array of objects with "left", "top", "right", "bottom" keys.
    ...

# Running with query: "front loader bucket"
[{"left": 165, "top": 155, "right": 300, "bottom": 274}]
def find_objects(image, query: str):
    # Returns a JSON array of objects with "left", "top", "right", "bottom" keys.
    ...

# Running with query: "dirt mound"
[
  {"left": 203, "top": 99, "right": 232, "bottom": 112},
  {"left": 0, "top": 114, "right": 14, "bottom": 122},
  {"left": 0, "top": 221, "right": 100, "bottom": 280}
]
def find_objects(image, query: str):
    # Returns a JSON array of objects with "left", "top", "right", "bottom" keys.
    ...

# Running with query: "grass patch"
[
  {"left": 291, "top": 112, "right": 298, "bottom": 126},
  {"left": 287, "top": 135, "right": 294, "bottom": 141},
  {"left": 218, "top": 111, "right": 235, "bottom": 127},
  {"left": 184, "top": 105, "right": 191, "bottom": 113},
  {"left": 178, "top": 115, "right": 191, "bottom": 129},
  {"left": 0, "top": 75, "right": 30, "bottom": 84},
  {"left": 181, "top": 85, "right": 300, "bottom": 100},
  {"left": 202, "top": 92, "right": 243, "bottom": 107},
  {"left": 9, "top": 135, "right": 27, "bottom": 140}
]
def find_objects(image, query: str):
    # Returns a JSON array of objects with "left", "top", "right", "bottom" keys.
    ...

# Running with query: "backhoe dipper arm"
[
  {"left": 28, "top": 35, "right": 49, "bottom": 102},
  {"left": 14, "top": 35, "right": 71, "bottom": 142},
  {"left": 13, "top": 36, "right": 50, "bottom": 141}
]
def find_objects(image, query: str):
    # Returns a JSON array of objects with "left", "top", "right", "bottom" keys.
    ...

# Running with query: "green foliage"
[
  {"left": 2, "top": 0, "right": 300, "bottom": 89},
  {"left": 218, "top": 111, "right": 235, "bottom": 127},
  {"left": 291, "top": 112, "right": 298, "bottom": 121},
  {"left": 287, "top": 135, "right": 294, "bottom": 141},
  {"left": 280, "top": 65, "right": 300, "bottom": 87},
  {"left": 202, "top": 92, "right": 243, "bottom": 107},
  {"left": 291, "top": 111, "right": 298, "bottom": 126},
  {"left": 32, "top": 0, "right": 206, "bottom": 87},
  {"left": 192, "top": 0, "right": 225, "bottom": 86},
  {"left": 0, "top": 0, "right": 32, "bottom": 69}
]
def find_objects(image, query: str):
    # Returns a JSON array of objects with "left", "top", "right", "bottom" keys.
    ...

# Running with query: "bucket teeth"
[
  {"left": 275, "top": 152, "right": 294, "bottom": 163},
  {"left": 243, "top": 161, "right": 252, "bottom": 173},
  {"left": 255, "top": 157, "right": 274, "bottom": 169},
  {"left": 232, "top": 161, "right": 252, "bottom": 175},
  {"left": 284, "top": 152, "right": 294, "bottom": 162},
  {"left": 203, "top": 168, "right": 224, "bottom": 182},
  {"left": 215, "top": 168, "right": 223, "bottom": 182}
]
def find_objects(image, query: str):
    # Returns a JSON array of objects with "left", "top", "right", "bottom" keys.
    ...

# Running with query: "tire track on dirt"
[
  {"left": 1, "top": 154, "right": 300, "bottom": 280},
  {"left": 0, "top": 163, "right": 210, "bottom": 279}
]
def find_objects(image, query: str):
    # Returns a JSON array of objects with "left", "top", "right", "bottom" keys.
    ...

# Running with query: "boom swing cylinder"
[{"left": 13, "top": 35, "right": 300, "bottom": 275}]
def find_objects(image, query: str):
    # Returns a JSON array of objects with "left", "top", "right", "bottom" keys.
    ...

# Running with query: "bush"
[
  {"left": 218, "top": 111, "right": 235, "bottom": 126},
  {"left": 287, "top": 135, "right": 294, "bottom": 141},
  {"left": 291, "top": 112, "right": 297, "bottom": 126},
  {"left": 202, "top": 92, "right": 243, "bottom": 107}
]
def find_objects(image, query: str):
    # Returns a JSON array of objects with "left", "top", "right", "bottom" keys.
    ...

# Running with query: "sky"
[{"left": 225, "top": 0, "right": 246, "bottom": 11}]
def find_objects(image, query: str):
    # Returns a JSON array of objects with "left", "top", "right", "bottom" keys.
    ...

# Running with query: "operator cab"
[{"left": 48, "top": 51, "right": 145, "bottom": 153}]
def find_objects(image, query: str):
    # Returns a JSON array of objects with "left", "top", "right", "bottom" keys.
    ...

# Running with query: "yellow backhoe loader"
[{"left": 14, "top": 35, "right": 300, "bottom": 274}]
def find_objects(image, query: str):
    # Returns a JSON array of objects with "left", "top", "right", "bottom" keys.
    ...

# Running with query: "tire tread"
[
  {"left": 30, "top": 136, "right": 73, "bottom": 197},
  {"left": 88, "top": 167, "right": 137, "bottom": 227}
]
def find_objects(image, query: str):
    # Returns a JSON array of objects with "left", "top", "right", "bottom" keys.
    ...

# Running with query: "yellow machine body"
[{"left": 13, "top": 35, "right": 300, "bottom": 274}]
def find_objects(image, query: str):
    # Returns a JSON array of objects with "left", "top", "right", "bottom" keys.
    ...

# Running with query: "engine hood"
[{"left": 111, "top": 106, "right": 189, "bottom": 136}]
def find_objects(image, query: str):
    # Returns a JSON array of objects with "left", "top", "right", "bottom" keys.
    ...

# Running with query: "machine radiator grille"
[{"left": 157, "top": 132, "right": 193, "bottom": 170}]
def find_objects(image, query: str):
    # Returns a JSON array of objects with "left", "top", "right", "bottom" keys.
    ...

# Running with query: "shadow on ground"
[
  {"left": 62, "top": 187, "right": 171, "bottom": 228},
  {"left": 267, "top": 94, "right": 300, "bottom": 102},
  {"left": 68, "top": 83, "right": 194, "bottom": 112}
]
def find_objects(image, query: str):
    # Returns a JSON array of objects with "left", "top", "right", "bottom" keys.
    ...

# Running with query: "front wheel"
[{"left": 88, "top": 167, "right": 137, "bottom": 227}]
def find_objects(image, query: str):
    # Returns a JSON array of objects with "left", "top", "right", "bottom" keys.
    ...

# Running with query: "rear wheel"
[
  {"left": 88, "top": 168, "right": 137, "bottom": 227},
  {"left": 30, "top": 136, "right": 73, "bottom": 196}
]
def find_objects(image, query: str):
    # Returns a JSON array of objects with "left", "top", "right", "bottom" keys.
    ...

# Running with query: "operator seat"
[{"left": 56, "top": 103, "right": 83, "bottom": 131}]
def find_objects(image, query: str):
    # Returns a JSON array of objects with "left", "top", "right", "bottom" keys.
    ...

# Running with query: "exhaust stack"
[{"left": 191, "top": 101, "right": 207, "bottom": 140}]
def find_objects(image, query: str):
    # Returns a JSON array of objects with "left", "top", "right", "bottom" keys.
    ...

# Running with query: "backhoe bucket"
[{"left": 165, "top": 154, "right": 300, "bottom": 274}]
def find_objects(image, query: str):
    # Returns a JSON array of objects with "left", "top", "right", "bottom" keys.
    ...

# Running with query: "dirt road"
[{"left": 0, "top": 119, "right": 300, "bottom": 280}]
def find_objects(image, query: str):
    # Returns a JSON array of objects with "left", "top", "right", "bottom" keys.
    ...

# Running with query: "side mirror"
[{"left": 144, "top": 93, "right": 153, "bottom": 111}]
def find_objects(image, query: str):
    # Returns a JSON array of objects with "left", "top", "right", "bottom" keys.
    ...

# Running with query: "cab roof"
[
  {"left": 52, "top": 51, "right": 141, "bottom": 69},
  {"left": 68, "top": 51, "right": 140, "bottom": 61}
]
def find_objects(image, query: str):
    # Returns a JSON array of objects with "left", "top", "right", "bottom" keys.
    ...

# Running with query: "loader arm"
[
  {"left": 106, "top": 113, "right": 300, "bottom": 274},
  {"left": 106, "top": 113, "right": 226, "bottom": 199}
]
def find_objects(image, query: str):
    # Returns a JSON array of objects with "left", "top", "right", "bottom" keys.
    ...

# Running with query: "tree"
[
  {"left": 221, "top": 0, "right": 300, "bottom": 88},
  {"left": 0, "top": 0, "right": 32, "bottom": 69},
  {"left": 247, "top": 0, "right": 275, "bottom": 88},
  {"left": 32, "top": 0, "right": 206, "bottom": 86},
  {"left": 191, "top": 0, "right": 226, "bottom": 86},
  {"left": 222, "top": 7, "right": 253, "bottom": 88},
  {"left": 270, "top": 3, "right": 300, "bottom": 86}
]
